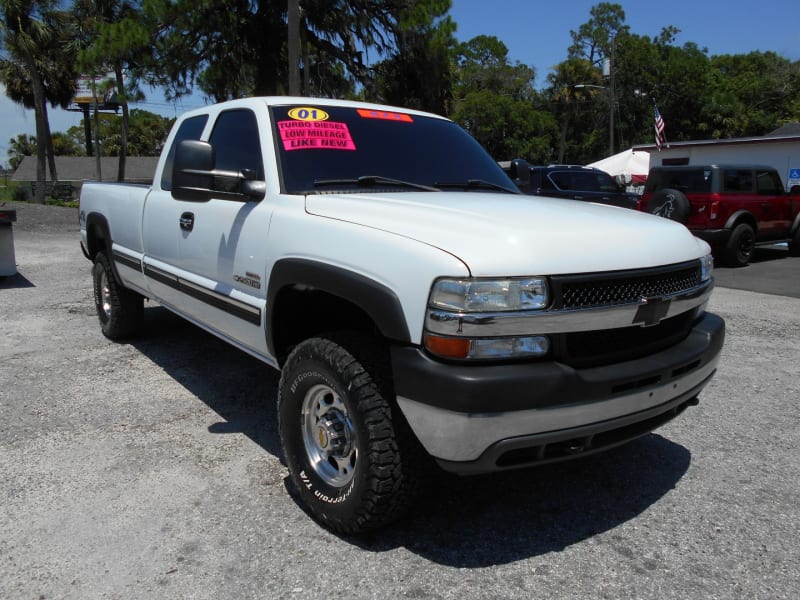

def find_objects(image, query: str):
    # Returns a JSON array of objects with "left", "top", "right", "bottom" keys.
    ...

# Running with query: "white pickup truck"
[{"left": 80, "top": 97, "right": 725, "bottom": 533}]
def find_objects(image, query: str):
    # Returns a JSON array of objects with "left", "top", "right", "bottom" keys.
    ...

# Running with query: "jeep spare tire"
[{"left": 648, "top": 188, "right": 690, "bottom": 223}]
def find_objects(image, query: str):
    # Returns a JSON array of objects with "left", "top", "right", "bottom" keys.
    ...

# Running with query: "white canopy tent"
[{"left": 588, "top": 149, "right": 650, "bottom": 185}]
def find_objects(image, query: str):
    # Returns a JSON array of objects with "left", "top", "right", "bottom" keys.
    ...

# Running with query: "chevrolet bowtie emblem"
[{"left": 633, "top": 296, "right": 670, "bottom": 327}]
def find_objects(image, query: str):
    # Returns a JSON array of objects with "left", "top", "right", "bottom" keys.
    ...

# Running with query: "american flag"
[{"left": 654, "top": 104, "right": 666, "bottom": 151}]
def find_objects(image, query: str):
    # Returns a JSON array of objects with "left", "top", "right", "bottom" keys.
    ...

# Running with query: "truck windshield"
[{"left": 270, "top": 104, "right": 518, "bottom": 195}]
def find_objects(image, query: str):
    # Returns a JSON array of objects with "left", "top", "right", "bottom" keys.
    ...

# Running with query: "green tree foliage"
[
  {"left": 372, "top": 1, "right": 455, "bottom": 114},
  {"left": 699, "top": 51, "right": 800, "bottom": 138},
  {"left": 568, "top": 2, "right": 629, "bottom": 66},
  {"left": 51, "top": 131, "right": 83, "bottom": 156},
  {"left": 0, "top": 0, "right": 78, "bottom": 201},
  {"left": 546, "top": 58, "right": 606, "bottom": 163},
  {"left": 73, "top": 0, "right": 151, "bottom": 180},
  {"left": 140, "top": 0, "right": 452, "bottom": 103},
  {"left": 450, "top": 35, "right": 557, "bottom": 162},
  {"left": 66, "top": 108, "right": 173, "bottom": 156},
  {"left": 7, "top": 132, "right": 35, "bottom": 169},
  {"left": 549, "top": 3, "right": 800, "bottom": 163}
]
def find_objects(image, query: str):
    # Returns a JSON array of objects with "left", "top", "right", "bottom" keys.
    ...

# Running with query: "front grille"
[
  {"left": 551, "top": 261, "right": 701, "bottom": 309},
  {"left": 558, "top": 310, "right": 697, "bottom": 368},
  {"left": 547, "top": 261, "right": 703, "bottom": 368}
]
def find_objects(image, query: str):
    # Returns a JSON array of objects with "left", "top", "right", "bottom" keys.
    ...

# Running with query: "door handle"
[{"left": 179, "top": 212, "right": 194, "bottom": 231}]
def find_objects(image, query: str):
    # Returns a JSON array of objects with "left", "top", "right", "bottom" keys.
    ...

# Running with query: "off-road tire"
[
  {"left": 92, "top": 252, "right": 143, "bottom": 339},
  {"left": 648, "top": 188, "right": 691, "bottom": 223},
  {"left": 719, "top": 223, "right": 756, "bottom": 267},
  {"left": 278, "top": 334, "right": 425, "bottom": 534}
]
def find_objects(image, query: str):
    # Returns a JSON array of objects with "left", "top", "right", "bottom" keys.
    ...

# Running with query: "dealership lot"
[{"left": 1, "top": 202, "right": 799, "bottom": 599}]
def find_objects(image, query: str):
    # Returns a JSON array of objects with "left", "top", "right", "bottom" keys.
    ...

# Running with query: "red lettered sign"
[{"left": 356, "top": 109, "right": 413, "bottom": 123}]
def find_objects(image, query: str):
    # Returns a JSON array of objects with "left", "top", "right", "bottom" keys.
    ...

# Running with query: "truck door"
[
  {"left": 143, "top": 108, "right": 275, "bottom": 360},
  {"left": 755, "top": 168, "right": 791, "bottom": 240},
  {"left": 142, "top": 114, "right": 208, "bottom": 308}
]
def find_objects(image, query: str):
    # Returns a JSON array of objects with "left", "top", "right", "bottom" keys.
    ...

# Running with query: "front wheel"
[
  {"left": 92, "top": 251, "right": 143, "bottom": 339},
  {"left": 789, "top": 227, "right": 800, "bottom": 257},
  {"left": 278, "top": 336, "right": 423, "bottom": 534}
]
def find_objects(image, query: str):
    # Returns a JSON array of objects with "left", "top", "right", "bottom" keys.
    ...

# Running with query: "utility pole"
[{"left": 604, "top": 37, "right": 616, "bottom": 156}]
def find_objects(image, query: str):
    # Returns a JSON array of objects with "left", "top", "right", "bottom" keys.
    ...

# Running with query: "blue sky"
[{"left": 3, "top": 0, "right": 799, "bottom": 167}]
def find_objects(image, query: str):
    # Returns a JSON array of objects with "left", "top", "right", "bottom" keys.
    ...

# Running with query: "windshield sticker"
[
  {"left": 356, "top": 109, "right": 413, "bottom": 123},
  {"left": 278, "top": 120, "right": 356, "bottom": 151},
  {"left": 287, "top": 107, "right": 329, "bottom": 121}
]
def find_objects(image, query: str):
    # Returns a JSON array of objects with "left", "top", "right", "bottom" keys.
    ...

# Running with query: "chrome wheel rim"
[
  {"left": 99, "top": 270, "right": 113, "bottom": 320},
  {"left": 301, "top": 383, "right": 356, "bottom": 487}
]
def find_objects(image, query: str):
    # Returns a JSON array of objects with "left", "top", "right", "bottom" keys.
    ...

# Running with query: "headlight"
[
  {"left": 429, "top": 277, "right": 549, "bottom": 312},
  {"left": 425, "top": 276, "right": 550, "bottom": 361},
  {"left": 700, "top": 254, "right": 714, "bottom": 282}
]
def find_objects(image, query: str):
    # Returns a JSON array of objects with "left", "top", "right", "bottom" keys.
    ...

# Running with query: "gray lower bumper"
[{"left": 393, "top": 312, "right": 724, "bottom": 470}]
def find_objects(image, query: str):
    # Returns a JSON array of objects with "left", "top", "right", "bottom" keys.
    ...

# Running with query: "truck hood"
[{"left": 305, "top": 191, "right": 708, "bottom": 276}]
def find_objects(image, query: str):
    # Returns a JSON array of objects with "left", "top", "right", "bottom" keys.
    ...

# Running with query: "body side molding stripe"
[
  {"left": 112, "top": 250, "right": 142, "bottom": 272},
  {"left": 143, "top": 263, "right": 261, "bottom": 325}
]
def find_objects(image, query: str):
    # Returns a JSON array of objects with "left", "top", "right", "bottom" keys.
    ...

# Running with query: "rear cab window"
[{"left": 269, "top": 105, "right": 515, "bottom": 195}]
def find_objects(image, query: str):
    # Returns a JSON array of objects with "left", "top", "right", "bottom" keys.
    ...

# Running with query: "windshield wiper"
[
  {"left": 313, "top": 175, "right": 440, "bottom": 192},
  {"left": 433, "top": 179, "right": 518, "bottom": 194}
]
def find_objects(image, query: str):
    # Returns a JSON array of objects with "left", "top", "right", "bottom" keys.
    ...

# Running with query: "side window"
[
  {"left": 161, "top": 115, "right": 208, "bottom": 191},
  {"left": 723, "top": 169, "right": 753, "bottom": 193},
  {"left": 542, "top": 173, "right": 567, "bottom": 190},
  {"left": 756, "top": 170, "right": 784, "bottom": 195},
  {"left": 209, "top": 109, "right": 264, "bottom": 179}
]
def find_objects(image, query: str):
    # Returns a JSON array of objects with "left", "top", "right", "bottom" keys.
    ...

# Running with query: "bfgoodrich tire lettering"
[
  {"left": 278, "top": 335, "right": 423, "bottom": 534},
  {"left": 92, "top": 251, "right": 143, "bottom": 339}
]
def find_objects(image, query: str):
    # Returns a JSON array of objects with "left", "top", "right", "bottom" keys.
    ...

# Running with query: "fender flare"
[
  {"left": 265, "top": 258, "right": 411, "bottom": 356},
  {"left": 790, "top": 212, "right": 800, "bottom": 236},
  {"left": 723, "top": 209, "right": 757, "bottom": 232},
  {"left": 84, "top": 212, "right": 123, "bottom": 284}
]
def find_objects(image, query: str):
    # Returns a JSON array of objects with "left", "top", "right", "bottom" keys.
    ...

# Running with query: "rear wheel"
[
  {"left": 720, "top": 223, "right": 755, "bottom": 267},
  {"left": 278, "top": 335, "right": 424, "bottom": 534},
  {"left": 92, "top": 251, "right": 143, "bottom": 339}
]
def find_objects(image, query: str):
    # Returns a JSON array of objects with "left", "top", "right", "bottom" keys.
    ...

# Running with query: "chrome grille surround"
[{"left": 425, "top": 260, "right": 710, "bottom": 338}]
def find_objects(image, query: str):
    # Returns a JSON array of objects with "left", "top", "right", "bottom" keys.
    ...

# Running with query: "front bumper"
[{"left": 391, "top": 311, "right": 724, "bottom": 473}]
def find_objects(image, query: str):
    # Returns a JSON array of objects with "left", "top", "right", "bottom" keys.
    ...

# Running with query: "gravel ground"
[{"left": 1, "top": 201, "right": 799, "bottom": 599}]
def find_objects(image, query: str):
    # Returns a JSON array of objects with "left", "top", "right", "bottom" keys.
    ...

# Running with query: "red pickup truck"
[{"left": 641, "top": 165, "right": 800, "bottom": 266}]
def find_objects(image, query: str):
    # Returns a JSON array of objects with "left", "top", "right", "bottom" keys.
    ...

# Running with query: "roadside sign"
[{"left": 789, "top": 168, "right": 800, "bottom": 190}]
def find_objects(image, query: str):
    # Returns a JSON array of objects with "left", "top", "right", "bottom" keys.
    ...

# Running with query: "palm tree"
[
  {"left": 8, "top": 132, "right": 35, "bottom": 170},
  {"left": 547, "top": 58, "right": 605, "bottom": 164},
  {"left": 0, "top": 0, "right": 56, "bottom": 204},
  {"left": 1, "top": 0, "right": 76, "bottom": 202}
]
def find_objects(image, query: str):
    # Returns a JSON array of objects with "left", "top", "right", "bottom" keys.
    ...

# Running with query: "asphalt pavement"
[
  {"left": 1, "top": 202, "right": 799, "bottom": 599},
  {"left": 713, "top": 244, "right": 800, "bottom": 298}
]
